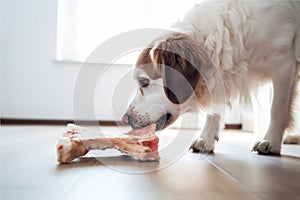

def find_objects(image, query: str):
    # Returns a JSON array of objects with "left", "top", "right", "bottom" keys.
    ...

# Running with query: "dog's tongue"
[{"left": 127, "top": 124, "right": 156, "bottom": 136}]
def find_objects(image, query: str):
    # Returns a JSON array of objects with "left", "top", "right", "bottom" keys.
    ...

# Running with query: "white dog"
[{"left": 122, "top": 0, "right": 300, "bottom": 155}]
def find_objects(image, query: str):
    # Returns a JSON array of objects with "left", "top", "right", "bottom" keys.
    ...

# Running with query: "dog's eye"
[{"left": 139, "top": 79, "right": 149, "bottom": 88}]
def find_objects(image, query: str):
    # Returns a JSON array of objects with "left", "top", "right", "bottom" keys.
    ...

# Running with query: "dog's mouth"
[{"left": 155, "top": 113, "right": 173, "bottom": 131}]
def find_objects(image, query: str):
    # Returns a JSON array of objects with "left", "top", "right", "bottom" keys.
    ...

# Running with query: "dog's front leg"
[{"left": 190, "top": 114, "right": 223, "bottom": 153}]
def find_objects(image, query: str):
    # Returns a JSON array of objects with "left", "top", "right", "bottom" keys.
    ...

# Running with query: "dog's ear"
[{"left": 153, "top": 33, "right": 205, "bottom": 104}]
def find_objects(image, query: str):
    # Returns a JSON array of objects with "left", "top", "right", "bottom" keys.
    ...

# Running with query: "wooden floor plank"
[{"left": 207, "top": 133, "right": 300, "bottom": 200}]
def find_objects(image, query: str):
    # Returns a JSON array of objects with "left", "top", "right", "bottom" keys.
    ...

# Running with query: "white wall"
[
  {"left": 0, "top": 0, "right": 135, "bottom": 120},
  {"left": 0, "top": 0, "right": 238, "bottom": 123},
  {"left": 4, "top": 0, "right": 298, "bottom": 134},
  {"left": 0, "top": 0, "right": 249, "bottom": 126}
]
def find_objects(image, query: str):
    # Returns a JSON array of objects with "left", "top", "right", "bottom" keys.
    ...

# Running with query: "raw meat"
[{"left": 57, "top": 124, "right": 159, "bottom": 163}]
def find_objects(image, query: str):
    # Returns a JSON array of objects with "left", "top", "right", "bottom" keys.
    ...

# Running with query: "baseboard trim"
[
  {"left": 1, "top": 118, "right": 242, "bottom": 130},
  {"left": 225, "top": 124, "right": 242, "bottom": 130}
]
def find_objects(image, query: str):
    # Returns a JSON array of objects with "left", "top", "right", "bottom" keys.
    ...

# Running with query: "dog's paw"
[
  {"left": 252, "top": 140, "right": 280, "bottom": 155},
  {"left": 190, "top": 138, "right": 215, "bottom": 153}
]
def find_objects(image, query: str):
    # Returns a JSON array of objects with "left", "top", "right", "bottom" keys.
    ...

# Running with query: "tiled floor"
[{"left": 1, "top": 125, "right": 300, "bottom": 200}]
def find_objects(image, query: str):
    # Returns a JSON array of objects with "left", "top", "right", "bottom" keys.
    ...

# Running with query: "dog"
[{"left": 122, "top": 0, "right": 300, "bottom": 155}]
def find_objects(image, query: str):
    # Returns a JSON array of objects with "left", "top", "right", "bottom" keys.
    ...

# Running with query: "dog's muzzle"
[
  {"left": 122, "top": 113, "right": 172, "bottom": 131},
  {"left": 122, "top": 114, "right": 138, "bottom": 128}
]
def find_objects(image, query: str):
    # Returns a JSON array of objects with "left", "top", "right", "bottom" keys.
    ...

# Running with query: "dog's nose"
[{"left": 122, "top": 114, "right": 129, "bottom": 124}]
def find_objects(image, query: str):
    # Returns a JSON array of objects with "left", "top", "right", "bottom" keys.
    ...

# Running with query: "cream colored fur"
[
  {"left": 124, "top": 0, "right": 300, "bottom": 155},
  {"left": 173, "top": 0, "right": 300, "bottom": 105},
  {"left": 174, "top": 0, "right": 300, "bottom": 154}
]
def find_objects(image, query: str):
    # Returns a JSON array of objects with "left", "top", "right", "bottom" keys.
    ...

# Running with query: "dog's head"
[{"left": 122, "top": 32, "right": 210, "bottom": 130}]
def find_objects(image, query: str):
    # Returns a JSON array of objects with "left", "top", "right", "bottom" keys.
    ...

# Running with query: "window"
[{"left": 56, "top": 0, "right": 201, "bottom": 64}]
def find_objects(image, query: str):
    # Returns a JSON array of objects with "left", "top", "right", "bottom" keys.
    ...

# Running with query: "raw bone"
[{"left": 57, "top": 124, "right": 159, "bottom": 163}]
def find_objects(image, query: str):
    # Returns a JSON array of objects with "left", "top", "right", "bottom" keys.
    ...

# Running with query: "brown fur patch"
[
  {"left": 135, "top": 46, "right": 162, "bottom": 80},
  {"left": 152, "top": 33, "right": 208, "bottom": 104},
  {"left": 135, "top": 32, "right": 211, "bottom": 104}
]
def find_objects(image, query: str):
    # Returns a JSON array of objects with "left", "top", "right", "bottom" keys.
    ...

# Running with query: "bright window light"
[{"left": 56, "top": 0, "right": 201, "bottom": 64}]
